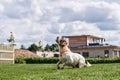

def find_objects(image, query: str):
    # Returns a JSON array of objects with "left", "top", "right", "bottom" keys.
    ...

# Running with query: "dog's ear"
[
  {"left": 56, "top": 36, "right": 60, "bottom": 43},
  {"left": 64, "top": 41, "right": 68, "bottom": 46},
  {"left": 57, "top": 36, "right": 59, "bottom": 39},
  {"left": 65, "top": 40, "right": 69, "bottom": 46}
]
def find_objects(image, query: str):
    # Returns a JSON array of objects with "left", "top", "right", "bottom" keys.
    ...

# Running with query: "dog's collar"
[{"left": 60, "top": 50, "right": 69, "bottom": 54}]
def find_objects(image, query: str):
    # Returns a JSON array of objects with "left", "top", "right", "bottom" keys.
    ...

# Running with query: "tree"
[
  {"left": 20, "top": 45, "right": 26, "bottom": 50},
  {"left": 38, "top": 41, "right": 43, "bottom": 51},
  {"left": 50, "top": 44, "right": 59, "bottom": 52},
  {"left": 44, "top": 43, "right": 59, "bottom": 52},
  {"left": 28, "top": 43, "right": 39, "bottom": 52},
  {"left": 44, "top": 44, "right": 51, "bottom": 51},
  {"left": 7, "top": 32, "right": 16, "bottom": 46}
]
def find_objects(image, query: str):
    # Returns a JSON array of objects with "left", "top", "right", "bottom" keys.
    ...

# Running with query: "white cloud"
[
  {"left": 49, "top": 21, "right": 99, "bottom": 36},
  {"left": 0, "top": 4, "right": 4, "bottom": 13},
  {"left": 0, "top": 0, "right": 13, "bottom": 4},
  {"left": 0, "top": 0, "right": 120, "bottom": 48}
]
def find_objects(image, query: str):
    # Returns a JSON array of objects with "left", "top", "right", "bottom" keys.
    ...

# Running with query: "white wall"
[
  {"left": 72, "top": 49, "right": 119, "bottom": 58},
  {"left": 36, "top": 51, "right": 59, "bottom": 58}
]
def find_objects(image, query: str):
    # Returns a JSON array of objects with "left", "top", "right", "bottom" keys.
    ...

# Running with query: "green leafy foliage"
[
  {"left": 15, "top": 58, "right": 26, "bottom": 64},
  {"left": 20, "top": 45, "right": 26, "bottom": 50},
  {"left": 7, "top": 32, "right": 16, "bottom": 46},
  {"left": 24, "top": 42, "right": 58, "bottom": 52},
  {"left": 15, "top": 57, "right": 120, "bottom": 64},
  {"left": 15, "top": 57, "right": 59, "bottom": 64},
  {"left": 44, "top": 44, "right": 51, "bottom": 51},
  {"left": 86, "top": 58, "right": 120, "bottom": 64},
  {"left": 27, "top": 43, "right": 40, "bottom": 52},
  {"left": 44, "top": 44, "right": 59, "bottom": 52},
  {"left": 27, "top": 42, "right": 44, "bottom": 52}
]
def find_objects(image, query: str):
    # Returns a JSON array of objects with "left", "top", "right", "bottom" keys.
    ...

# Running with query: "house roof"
[{"left": 14, "top": 49, "right": 39, "bottom": 58}]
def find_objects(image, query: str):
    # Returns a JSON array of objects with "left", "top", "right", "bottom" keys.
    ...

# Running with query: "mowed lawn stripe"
[{"left": 0, "top": 63, "right": 120, "bottom": 80}]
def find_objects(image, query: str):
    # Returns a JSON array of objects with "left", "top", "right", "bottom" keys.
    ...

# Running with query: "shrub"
[
  {"left": 15, "top": 58, "right": 26, "bottom": 64},
  {"left": 15, "top": 57, "right": 59, "bottom": 64},
  {"left": 15, "top": 57, "right": 120, "bottom": 64},
  {"left": 86, "top": 58, "right": 120, "bottom": 64}
]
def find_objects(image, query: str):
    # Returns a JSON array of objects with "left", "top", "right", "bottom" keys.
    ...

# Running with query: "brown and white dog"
[{"left": 56, "top": 36, "right": 91, "bottom": 69}]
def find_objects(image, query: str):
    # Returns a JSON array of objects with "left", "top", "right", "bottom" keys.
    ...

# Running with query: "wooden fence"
[{"left": 0, "top": 44, "right": 14, "bottom": 64}]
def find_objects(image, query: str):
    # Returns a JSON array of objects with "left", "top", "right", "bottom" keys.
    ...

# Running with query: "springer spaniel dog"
[{"left": 56, "top": 36, "right": 91, "bottom": 69}]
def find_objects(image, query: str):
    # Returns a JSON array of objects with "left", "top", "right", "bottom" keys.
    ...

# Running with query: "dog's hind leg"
[
  {"left": 75, "top": 63, "right": 80, "bottom": 68},
  {"left": 57, "top": 60, "right": 62, "bottom": 69},
  {"left": 85, "top": 61, "right": 92, "bottom": 67},
  {"left": 61, "top": 62, "right": 66, "bottom": 69},
  {"left": 72, "top": 65, "right": 75, "bottom": 68}
]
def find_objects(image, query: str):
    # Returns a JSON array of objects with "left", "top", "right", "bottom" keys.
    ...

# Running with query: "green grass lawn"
[{"left": 0, "top": 63, "right": 120, "bottom": 80}]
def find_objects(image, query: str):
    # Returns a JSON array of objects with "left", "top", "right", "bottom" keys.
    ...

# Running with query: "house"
[
  {"left": 0, "top": 44, "right": 14, "bottom": 64},
  {"left": 63, "top": 35, "right": 120, "bottom": 58},
  {"left": 36, "top": 51, "right": 59, "bottom": 58}
]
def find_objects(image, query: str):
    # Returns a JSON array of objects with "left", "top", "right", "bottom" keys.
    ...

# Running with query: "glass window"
[
  {"left": 82, "top": 52, "right": 89, "bottom": 58},
  {"left": 104, "top": 50, "right": 109, "bottom": 58},
  {"left": 113, "top": 50, "right": 117, "bottom": 57}
]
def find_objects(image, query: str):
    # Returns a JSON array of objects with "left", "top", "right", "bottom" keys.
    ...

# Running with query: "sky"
[{"left": 0, "top": 0, "right": 120, "bottom": 48}]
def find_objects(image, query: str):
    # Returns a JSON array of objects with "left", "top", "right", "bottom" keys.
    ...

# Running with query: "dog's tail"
[{"left": 85, "top": 61, "right": 92, "bottom": 67}]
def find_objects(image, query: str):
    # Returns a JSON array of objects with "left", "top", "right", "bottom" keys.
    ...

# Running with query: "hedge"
[
  {"left": 86, "top": 58, "right": 120, "bottom": 64},
  {"left": 15, "top": 57, "right": 59, "bottom": 64},
  {"left": 15, "top": 57, "right": 120, "bottom": 64}
]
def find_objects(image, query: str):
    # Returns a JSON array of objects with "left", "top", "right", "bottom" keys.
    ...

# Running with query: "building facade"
[
  {"left": 36, "top": 51, "right": 59, "bottom": 58},
  {"left": 0, "top": 44, "right": 14, "bottom": 64},
  {"left": 63, "top": 35, "right": 120, "bottom": 58}
]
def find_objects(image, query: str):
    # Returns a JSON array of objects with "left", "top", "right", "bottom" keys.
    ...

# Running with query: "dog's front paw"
[
  {"left": 61, "top": 67, "right": 64, "bottom": 69},
  {"left": 57, "top": 66, "right": 60, "bottom": 69}
]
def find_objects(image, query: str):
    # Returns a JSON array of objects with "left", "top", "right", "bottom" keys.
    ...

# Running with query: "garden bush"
[
  {"left": 15, "top": 57, "right": 59, "bottom": 64},
  {"left": 15, "top": 58, "right": 26, "bottom": 64},
  {"left": 86, "top": 58, "right": 120, "bottom": 64},
  {"left": 15, "top": 57, "right": 120, "bottom": 64}
]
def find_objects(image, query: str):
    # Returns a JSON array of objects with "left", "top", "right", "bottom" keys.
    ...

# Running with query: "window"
[
  {"left": 104, "top": 50, "right": 109, "bottom": 58},
  {"left": 114, "top": 50, "right": 117, "bottom": 56},
  {"left": 42, "top": 53, "right": 48, "bottom": 57},
  {"left": 113, "top": 50, "right": 118, "bottom": 57},
  {"left": 119, "top": 51, "right": 120, "bottom": 57},
  {"left": 54, "top": 54, "right": 59, "bottom": 57},
  {"left": 82, "top": 52, "right": 89, "bottom": 58}
]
